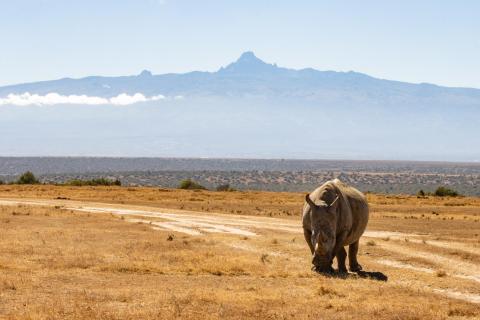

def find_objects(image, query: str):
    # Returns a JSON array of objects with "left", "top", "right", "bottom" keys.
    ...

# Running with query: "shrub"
[
  {"left": 178, "top": 179, "right": 206, "bottom": 190},
  {"left": 417, "top": 189, "right": 425, "bottom": 197},
  {"left": 16, "top": 171, "right": 39, "bottom": 184},
  {"left": 65, "top": 178, "right": 121, "bottom": 186},
  {"left": 0, "top": 179, "right": 4, "bottom": 185},
  {"left": 434, "top": 186, "right": 459, "bottom": 197},
  {"left": 216, "top": 184, "right": 235, "bottom": 192}
]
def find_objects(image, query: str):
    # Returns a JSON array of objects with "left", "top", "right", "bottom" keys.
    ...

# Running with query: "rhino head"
[{"left": 305, "top": 193, "right": 339, "bottom": 272}]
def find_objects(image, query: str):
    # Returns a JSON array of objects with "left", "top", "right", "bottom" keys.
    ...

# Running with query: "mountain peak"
[
  {"left": 237, "top": 51, "right": 260, "bottom": 63},
  {"left": 218, "top": 51, "right": 278, "bottom": 74},
  {"left": 138, "top": 70, "right": 153, "bottom": 77}
]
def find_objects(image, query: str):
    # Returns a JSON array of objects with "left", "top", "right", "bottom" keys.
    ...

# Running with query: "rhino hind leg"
[
  {"left": 348, "top": 241, "right": 362, "bottom": 272},
  {"left": 303, "top": 228, "right": 314, "bottom": 255},
  {"left": 336, "top": 247, "right": 348, "bottom": 273}
]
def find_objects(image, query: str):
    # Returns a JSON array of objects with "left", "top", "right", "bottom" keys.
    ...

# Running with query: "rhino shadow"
[
  {"left": 314, "top": 268, "right": 388, "bottom": 282},
  {"left": 353, "top": 270, "right": 388, "bottom": 281}
]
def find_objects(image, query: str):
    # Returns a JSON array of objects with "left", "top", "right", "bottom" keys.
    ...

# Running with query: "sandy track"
[
  {"left": 377, "top": 241, "right": 480, "bottom": 282},
  {"left": 1, "top": 197, "right": 479, "bottom": 304},
  {"left": 364, "top": 231, "right": 480, "bottom": 256},
  {"left": 0, "top": 198, "right": 300, "bottom": 236},
  {"left": 376, "top": 259, "right": 480, "bottom": 284}
]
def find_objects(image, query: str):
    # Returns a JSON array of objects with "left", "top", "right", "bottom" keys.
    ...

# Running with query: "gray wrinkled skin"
[{"left": 302, "top": 179, "right": 369, "bottom": 273}]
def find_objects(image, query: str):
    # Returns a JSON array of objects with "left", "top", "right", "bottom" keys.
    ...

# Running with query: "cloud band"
[{"left": 0, "top": 92, "right": 169, "bottom": 106}]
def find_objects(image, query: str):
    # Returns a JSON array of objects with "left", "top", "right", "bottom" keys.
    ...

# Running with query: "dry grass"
[
  {"left": 0, "top": 186, "right": 479, "bottom": 319},
  {"left": 1, "top": 184, "right": 479, "bottom": 220},
  {"left": 366, "top": 240, "right": 376, "bottom": 246}
]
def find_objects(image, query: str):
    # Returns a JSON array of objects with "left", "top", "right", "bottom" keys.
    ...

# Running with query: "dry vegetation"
[{"left": 0, "top": 185, "right": 479, "bottom": 319}]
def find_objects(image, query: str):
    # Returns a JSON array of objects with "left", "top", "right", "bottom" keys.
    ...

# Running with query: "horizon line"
[{"left": 0, "top": 156, "right": 478, "bottom": 165}]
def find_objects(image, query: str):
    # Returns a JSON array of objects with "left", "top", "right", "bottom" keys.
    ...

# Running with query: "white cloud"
[
  {"left": 151, "top": 94, "right": 166, "bottom": 101},
  {"left": 109, "top": 93, "right": 147, "bottom": 105},
  {"left": 0, "top": 92, "right": 169, "bottom": 106}
]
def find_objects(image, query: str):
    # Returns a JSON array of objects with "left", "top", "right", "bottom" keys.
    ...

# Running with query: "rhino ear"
[{"left": 305, "top": 194, "right": 317, "bottom": 208}]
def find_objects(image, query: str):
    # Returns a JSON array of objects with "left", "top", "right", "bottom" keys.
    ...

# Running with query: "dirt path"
[{"left": 1, "top": 197, "right": 479, "bottom": 305}]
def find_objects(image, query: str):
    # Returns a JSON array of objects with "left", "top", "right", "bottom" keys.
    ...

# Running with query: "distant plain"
[{"left": 1, "top": 157, "right": 479, "bottom": 195}]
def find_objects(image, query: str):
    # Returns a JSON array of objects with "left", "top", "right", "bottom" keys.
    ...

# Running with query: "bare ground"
[{"left": 0, "top": 186, "right": 479, "bottom": 319}]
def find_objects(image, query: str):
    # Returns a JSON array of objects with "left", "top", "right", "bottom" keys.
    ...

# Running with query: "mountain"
[
  {"left": 0, "top": 52, "right": 479, "bottom": 161},
  {"left": 1, "top": 51, "right": 479, "bottom": 102}
]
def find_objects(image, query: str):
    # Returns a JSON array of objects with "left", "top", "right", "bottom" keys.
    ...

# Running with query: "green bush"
[
  {"left": 434, "top": 186, "right": 459, "bottom": 197},
  {"left": 178, "top": 179, "right": 206, "bottom": 190},
  {"left": 216, "top": 184, "right": 235, "bottom": 191},
  {"left": 417, "top": 189, "right": 426, "bottom": 197},
  {"left": 0, "top": 179, "right": 4, "bottom": 185},
  {"left": 65, "top": 178, "right": 121, "bottom": 186},
  {"left": 16, "top": 171, "right": 39, "bottom": 184}
]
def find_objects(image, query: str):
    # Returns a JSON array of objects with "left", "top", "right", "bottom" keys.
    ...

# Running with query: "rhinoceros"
[{"left": 302, "top": 179, "right": 369, "bottom": 273}]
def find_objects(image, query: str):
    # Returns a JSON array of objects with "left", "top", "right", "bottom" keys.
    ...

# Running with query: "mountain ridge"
[{"left": 1, "top": 52, "right": 479, "bottom": 99}]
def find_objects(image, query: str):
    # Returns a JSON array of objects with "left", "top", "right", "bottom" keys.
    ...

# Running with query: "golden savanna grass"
[{"left": 0, "top": 185, "right": 479, "bottom": 319}]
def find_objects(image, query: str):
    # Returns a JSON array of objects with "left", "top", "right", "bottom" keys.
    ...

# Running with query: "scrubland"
[{"left": 0, "top": 185, "right": 479, "bottom": 319}]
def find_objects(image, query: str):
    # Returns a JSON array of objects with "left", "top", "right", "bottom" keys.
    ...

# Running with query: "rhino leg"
[
  {"left": 348, "top": 240, "right": 362, "bottom": 272},
  {"left": 303, "top": 228, "right": 314, "bottom": 255},
  {"left": 336, "top": 247, "right": 348, "bottom": 273}
]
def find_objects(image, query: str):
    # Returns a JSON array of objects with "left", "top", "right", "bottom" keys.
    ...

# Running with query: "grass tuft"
[{"left": 436, "top": 270, "right": 447, "bottom": 277}]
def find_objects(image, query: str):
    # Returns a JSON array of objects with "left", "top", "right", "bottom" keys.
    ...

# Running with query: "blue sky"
[{"left": 1, "top": 0, "right": 479, "bottom": 88}]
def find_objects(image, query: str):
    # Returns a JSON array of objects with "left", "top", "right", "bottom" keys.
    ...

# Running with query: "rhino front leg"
[
  {"left": 336, "top": 247, "right": 348, "bottom": 273},
  {"left": 348, "top": 240, "right": 362, "bottom": 272},
  {"left": 303, "top": 228, "right": 314, "bottom": 255}
]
